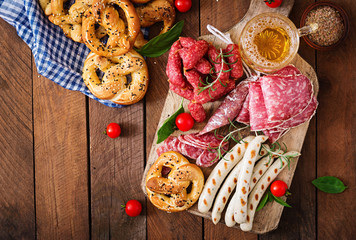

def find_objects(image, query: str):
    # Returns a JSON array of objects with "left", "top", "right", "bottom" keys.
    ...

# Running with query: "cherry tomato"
[
  {"left": 270, "top": 180, "right": 288, "bottom": 197},
  {"left": 124, "top": 200, "right": 142, "bottom": 217},
  {"left": 175, "top": 0, "right": 192, "bottom": 13},
  {"left": 106, "top": 123, "right": 121, "bottom": 138},
  {"left": 175, "top": 113, "right": 194, "bottom": 132},
  {"left": 264, "top": 0, "right": 282, "bottom": 8}
]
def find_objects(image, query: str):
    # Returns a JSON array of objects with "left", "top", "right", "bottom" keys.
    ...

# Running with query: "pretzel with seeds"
[
  {"left": 48, "top": 0, "right": 92, "bottom": 42},
  {"left": 135, "top": 0, "right": 176, "bottom": 44},
  {"left": 82, "top": 49, "right": 149, "bottom": 105},
  {"left": 146, "top": 151, "right": 204, "bottom": 212},
  {"left": 82, "top": 0, "right": 140, "bottom": 57}
]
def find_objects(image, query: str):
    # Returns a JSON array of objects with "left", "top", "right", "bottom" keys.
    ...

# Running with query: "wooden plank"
[
  {"left": 145, "top": 1, "right": 203, "bottom": 239},
  {"left": 33, "top": 73, "right": 89, "bottom": 238},
  {"left": 316, "top": 0, "right": 356, "bottom": 239},
  {"left": 260, "top": 0, "right": 317, "bottom": 239},
  {"left": 0, "top": 19, "right": 35, "bottom": 239},
  {"left": 89, "top": 101, "right": 146, "bottom": 239},
  {"left": 199, "top": 0, "right": 256, "bottom": 238}
]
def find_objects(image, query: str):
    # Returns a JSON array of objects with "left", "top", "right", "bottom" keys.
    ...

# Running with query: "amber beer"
[{"left": 239, "top": 13, "right": 300, "bottom": 73}]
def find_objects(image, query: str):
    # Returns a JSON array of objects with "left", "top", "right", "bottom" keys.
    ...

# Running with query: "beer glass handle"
[{"left": 298, "top": 23, "right": 318, "bottom": 37}]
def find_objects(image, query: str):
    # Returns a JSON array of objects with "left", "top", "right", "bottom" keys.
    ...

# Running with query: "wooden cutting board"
[{"left": 142, "top": 0, "right": 319, "bottom": 234}]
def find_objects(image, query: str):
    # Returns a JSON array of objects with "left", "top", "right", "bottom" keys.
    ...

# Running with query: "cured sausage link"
[
  {"left": 200, "top": 80, "right": 249, "bottom": 134},
  {"left": 208, "top": 45, "right": 230, "bottom": 80},
  {"left": 224, "top": 44, "right": 243, "bottom": 79}
]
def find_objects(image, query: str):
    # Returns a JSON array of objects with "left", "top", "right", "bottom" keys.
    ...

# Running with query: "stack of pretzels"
[{"left": 40, "top": 0, "right": 176, "bottom": 105}]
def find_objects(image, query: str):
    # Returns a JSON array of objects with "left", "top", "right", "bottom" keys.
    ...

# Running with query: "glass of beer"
[{"left": 239, "top": 12, "right": 317, "bottom": 73}]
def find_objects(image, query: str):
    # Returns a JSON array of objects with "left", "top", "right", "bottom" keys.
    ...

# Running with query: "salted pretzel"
[
  {"left": 82, "top": 0, "right": 140, "bottom": 57},
  {"left": 146, "top": 151, "right": 204, "bottom": 212},
  {"left": 136, "top": 0, "right": 176, "bottom": 36},
  {"left": 82, "top": 49, "right": 149, "bottom": 105},
  {"left": 48, "top": 0, "right": 92, "bottom": 42}
]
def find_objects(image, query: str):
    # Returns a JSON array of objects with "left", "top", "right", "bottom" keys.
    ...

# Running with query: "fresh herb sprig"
[
  {"left": 198, "top": 46, "right": 238, "bottom": 99},
  {"left": 207, "top": 121, "right": 249, "bottom": 162},
  {"left": 262, "top": 142, "right": 301, "bottom": 169}
]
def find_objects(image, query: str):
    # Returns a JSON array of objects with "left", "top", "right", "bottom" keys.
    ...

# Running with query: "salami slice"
[
  {"left": 185, "top": 133, "right": 227, "bottom": 149},
  {"left": 179, "top": 37, "right": 197, "bottom": 48},
  {"left": 178, "top": 142, "right": 204, "bottom": 159},
  {"left": 188, "top": 101, "right": 206, "bottom": 123},
  {"left": 249, "top": 81, "right": 282, "bottom": 131},
  {"left": 169, "top": 82, "right": 194, "bottom": 100},
  {"left": 263, "top": 128, "right": 289, "bottom": 143},
  {"left": 223, "top": 44, "right": 244, "bottom": 79},
  {"left": 273, "top": 65, "right": 301, "bottom": 76},
  {"left": 235, "top": 93, "right": 250, "bottom": 124},
  {"left": 200, "top": 80, "right": 249, "bottom": 134},
  {"left": 260, "top": 74, "right": 313, "bottom": 122},
  {"left": 208, "top": 45, "right": 230, "bottom": 80},
  {"left": 271, "top": 96, "right": 318, "bottom": 130},
  {"left": 196, "top": 143, "right": 229, "bottom": 167},
  {"left": 156, "top": 136, "right": 179, "bottom": 156},
  {"left": 179, "top": 40, "right": 209, "bottom": 70},
  {"left": 166, "top": 41, "right": 187, "bottom": 88}
]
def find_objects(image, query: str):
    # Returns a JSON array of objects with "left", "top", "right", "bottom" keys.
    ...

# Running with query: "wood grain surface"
[
  {"left": 0, "top": 0, "right": 355, "bottom": 239},
  {"left": 0, "top": 19, "right": 35, "bottom": 240}
]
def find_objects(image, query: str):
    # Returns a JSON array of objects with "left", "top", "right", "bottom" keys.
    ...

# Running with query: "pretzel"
[
  {"left": 39, "top": 0, "right": 54, "bottom": 15},
  {"left": 48, "top": 0, "right": 92, "bottom": 42},
  {"left": 136, "top": 0, "right": 176, "bottom": 35},
  {"left": 82, "top": 0, "right": 140, "bottom": 57},
  {"left": 146, "top": 151, "right": 204, "bottom": 212},
  {"left": 82, "top": 49, "right": 149, "bottom": 105}
]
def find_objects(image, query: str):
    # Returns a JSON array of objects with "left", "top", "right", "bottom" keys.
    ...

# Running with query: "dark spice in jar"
[{"left": 305, "top": 6, "right": 344, "bottom": 46}]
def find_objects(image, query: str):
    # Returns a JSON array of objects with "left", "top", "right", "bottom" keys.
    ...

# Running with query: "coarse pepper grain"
[{"left": 305, "top": 6, "right": 344, "bottom": 46}]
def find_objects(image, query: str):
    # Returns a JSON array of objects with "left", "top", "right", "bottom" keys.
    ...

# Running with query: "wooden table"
[{"left": 0, "top": 0, "right": 355, "bottom": 239}]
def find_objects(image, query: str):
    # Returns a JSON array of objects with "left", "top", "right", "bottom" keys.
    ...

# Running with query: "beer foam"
[{"left": 240, "top": 15, "right": 299, "bottom": 69}]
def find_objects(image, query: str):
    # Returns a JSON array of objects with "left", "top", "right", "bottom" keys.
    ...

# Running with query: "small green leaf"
[
  {"left": 312, "top": 176, "right": 347, "bottom": 193},
  {"left": 271, "top": 194, "right": 292, "bottom": 208},
  {"left": 156, "top": 100, "right": 184, "bottom": 144},
  {"left": 256, "top": 193, "right": 269, "bottom": 211},
  {"left": 136, "top": 21, "right": 184, "bottom": 57}
]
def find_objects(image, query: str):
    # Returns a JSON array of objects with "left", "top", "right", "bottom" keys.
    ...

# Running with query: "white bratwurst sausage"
[
  {"left": 222, "top": 145, "right": 269, "bottom": 227},
  {"left": 198, "top": 136, "right": 255, "bottom": 213},
  {"left": 233, "top": 135, "right": 268, "bottom": 224},
  {"left": 239, "top": 151, "right": 300, "bottom": 232}
]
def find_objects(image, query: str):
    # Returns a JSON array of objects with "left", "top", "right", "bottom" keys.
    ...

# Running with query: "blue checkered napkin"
[{"left": 0, "top": 0, "right": 149, "bottom": 107}]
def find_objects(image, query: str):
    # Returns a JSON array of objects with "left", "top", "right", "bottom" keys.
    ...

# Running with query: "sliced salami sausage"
[
  {"left": 156, "top": 136, "right": 179, "bottom": 156},
  {"left": 249, "top": 81, "right": 281, "bottom": 131},
  {"left": 179, "top": 40, "right": 209, "bottom": 70},
  {"left": 262, "top": 128, "right": 289, "bottom": 143},
  {"left": 188, "top": 101, "right": 206, "bottom": 123},
  {"left": 185, "top": 132, "right": 226, "bottom": 149},
  {"left": 166, "top": 40, "right": 187, "bottom": 88},
  {"left": 260, "top": 74, "right": 313, "bottom": 122},
  {"left": 235, "top": 93, "right": 250, "bottom": 124},
  {"left": 196, "top": 143, "right": 229, "bottom": 167},
  {"left": 200, "top": 80, "right": 249, "bottom": 134},
  {"left": 273, "top": 64, "right": 301, "bottom": 76},
  {"left": 177, "top": 142, "right": 204, "bottom": 159},
  {"left": 208, "top": 45, "right": 230, "bottom": 80},
  {"left": 223, "top": 44, "right": 243, "bottom": 79}
]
